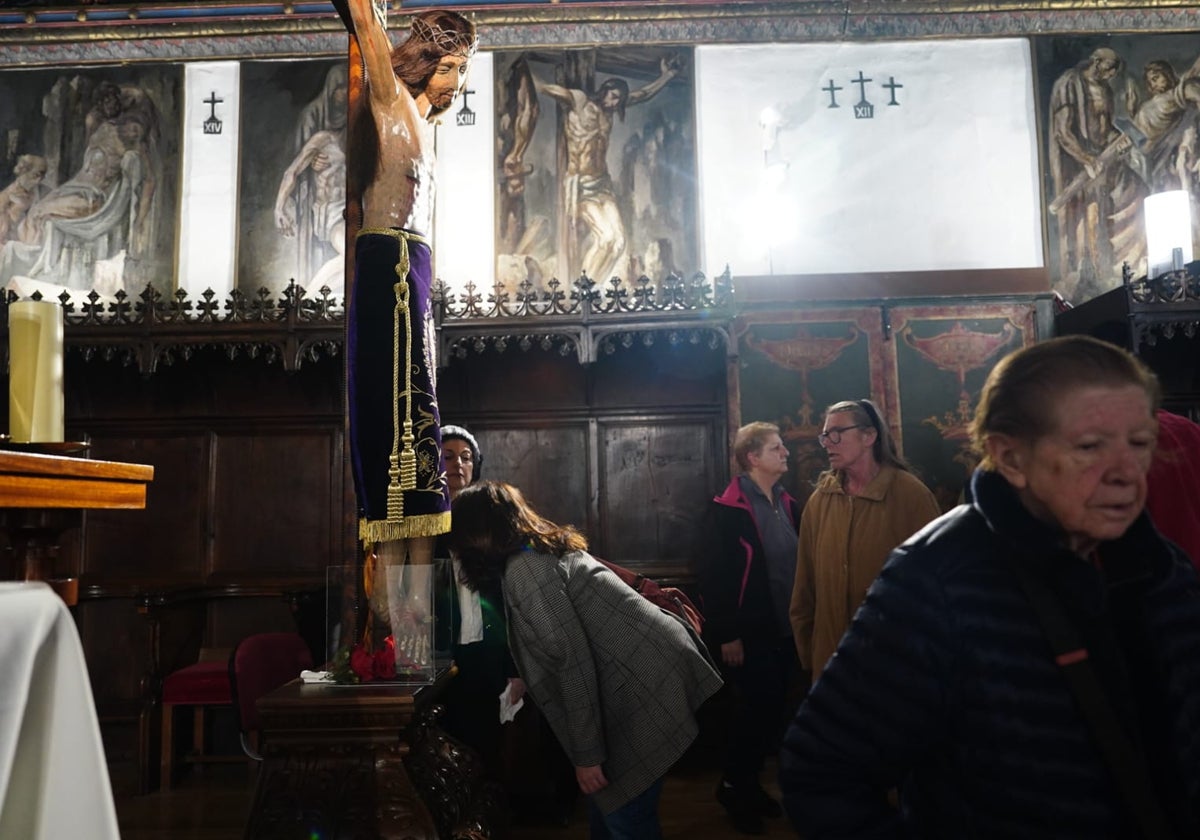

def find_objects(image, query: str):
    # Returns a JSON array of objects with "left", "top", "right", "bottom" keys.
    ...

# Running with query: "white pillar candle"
[{"left": 8, "top": 299, "right": 64, "bottom": 443}]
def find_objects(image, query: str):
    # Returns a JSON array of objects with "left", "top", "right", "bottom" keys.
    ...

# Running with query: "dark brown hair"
[
  {"left": 970, "top": 335, "right": 1161, "bottom": 470},
  {"left": 347, "top": 9, "right": 476, "bottom": 200},
  {"left": 448, "top": 481, "right": 588, "bottom": 592}
]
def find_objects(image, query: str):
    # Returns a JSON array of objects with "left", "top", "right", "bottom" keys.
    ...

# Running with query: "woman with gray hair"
[{"left": 789, "top": 398, "right": 939, "bottom": 681}]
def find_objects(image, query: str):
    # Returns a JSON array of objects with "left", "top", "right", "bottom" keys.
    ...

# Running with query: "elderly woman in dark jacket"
[
  {"left": 779, "top": 335, "right": 1200, "bottom": 839},
  {"left": 449, "top": 481, "right": 723, "bottom": 840}
]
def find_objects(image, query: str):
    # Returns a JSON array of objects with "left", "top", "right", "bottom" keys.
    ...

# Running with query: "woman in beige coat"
[{"left": 790, "top": 399, "right": 941, "bottom": 680}]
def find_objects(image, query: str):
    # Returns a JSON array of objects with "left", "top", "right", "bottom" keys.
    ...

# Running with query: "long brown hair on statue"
[{"left": 346, "top": 9, "right": 476, "bottom": 201}]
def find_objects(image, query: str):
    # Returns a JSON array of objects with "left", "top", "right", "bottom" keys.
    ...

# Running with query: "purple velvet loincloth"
[{"left": 347, "top": 229, "right": 450, "bottom": 543}]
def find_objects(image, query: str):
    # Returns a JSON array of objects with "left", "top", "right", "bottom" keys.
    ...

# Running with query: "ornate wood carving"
[
  {"left": 245, "top": 675, "right": 503, "bottom": 840},
  {"left": 406, "top": 704, "right": 508, "bottom": 840},
  {"left": 3, "top": 2, "right": 1200, "bottom": 64},
  {"left": 436, "top": 270, "right": 735, "bottom": 365},
  {"left": 0, "top": 271, "right": 735, "bottom": 372},
  {"left": 0, "top": 283, "right": 343, "bottom": 375},
  {"left": 1120, "top": 263, "right": 1200, "bottom": 352}
]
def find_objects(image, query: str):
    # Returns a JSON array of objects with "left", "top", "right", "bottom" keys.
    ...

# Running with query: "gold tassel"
[
  {"left": 387, "top": 453, "right": 404, "bottom": 521},
  {"left": 398, "top": 430, "right": 417, "bottom": 491},
  {"left": 387, "top": 483, "right": 405, "bottom": 521},
  {"left": 394, "top": 270, "right": 417, "bottom": 494}
]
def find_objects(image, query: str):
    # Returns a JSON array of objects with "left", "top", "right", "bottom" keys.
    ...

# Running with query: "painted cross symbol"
[
  {"left": 883, "top": 76, "right": 903, "bottom": 106},
  {"left": 823, "top": 79, "right": 843, "bottom": 108},
  {"left": 204, "top": 91, "right": 223, "bottom": 120},
  {"left": 455, "top": 88, "right": 476, "bottom": 126},
  {"left": 851, "top": 71, "right": 874, "bottom": 119}
]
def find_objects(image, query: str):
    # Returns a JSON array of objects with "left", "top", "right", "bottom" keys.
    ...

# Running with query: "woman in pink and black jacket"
[{"left": 698, "top": 421, "right": 801, "bottom": 835}]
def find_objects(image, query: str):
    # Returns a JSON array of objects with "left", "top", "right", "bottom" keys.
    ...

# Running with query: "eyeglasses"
[
  {"left": 443, "top": 451, "right": 474, "bottom": 464},
  {"left": 817, "top": 425, "right": 866, "bottom": 445}
]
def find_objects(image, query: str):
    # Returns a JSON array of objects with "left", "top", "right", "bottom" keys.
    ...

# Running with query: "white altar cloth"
[{"left": 0, "top": 582, "right": 120, "bottom": 839}]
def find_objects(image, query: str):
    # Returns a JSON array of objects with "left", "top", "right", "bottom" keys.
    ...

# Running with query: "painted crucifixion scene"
[{"left": 493, "top": 46, "right": 698, "bottom": 296}]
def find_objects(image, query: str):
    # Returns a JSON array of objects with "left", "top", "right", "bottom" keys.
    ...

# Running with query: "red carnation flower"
[
  {"left": 372, "top": 646, "right": 396, "bottom": 680},
  {"left": 349, "top": 644, "right": 374, "bottom": 682}
]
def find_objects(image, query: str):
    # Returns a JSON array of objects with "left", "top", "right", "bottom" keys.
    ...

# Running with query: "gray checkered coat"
[{"left": 502, "top": 549, "right": 723, "bottom": 814}]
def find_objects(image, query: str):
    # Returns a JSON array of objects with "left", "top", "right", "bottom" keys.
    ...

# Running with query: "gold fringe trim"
[{"left": 359, "top": 511, "right": 451, "bottom": 545}]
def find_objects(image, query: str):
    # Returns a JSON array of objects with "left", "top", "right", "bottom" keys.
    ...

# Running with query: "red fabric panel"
[
  {"left": 1146, "top": 410, "right": 1200, "bottom": 571},
  {"left": 162, "top": 661, "right": 232, "bottom": 706}
]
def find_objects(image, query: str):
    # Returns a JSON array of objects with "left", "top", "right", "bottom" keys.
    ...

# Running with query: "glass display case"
[{"left": 325, "top": 559, "right": 437, "bottom": 684}]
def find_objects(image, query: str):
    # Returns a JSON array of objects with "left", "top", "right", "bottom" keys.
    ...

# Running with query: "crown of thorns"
[{"left": 411, "top": 17, "right": 479, "bottom": 58}]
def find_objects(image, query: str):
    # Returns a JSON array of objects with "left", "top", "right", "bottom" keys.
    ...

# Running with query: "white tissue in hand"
[{"left": 499, "top": 686, "right": 524, "bottom": 723}]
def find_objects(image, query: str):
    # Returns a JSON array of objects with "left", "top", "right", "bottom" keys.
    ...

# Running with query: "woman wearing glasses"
[{"left": 789, "top": 399, "right": 940, "bottom": 681}]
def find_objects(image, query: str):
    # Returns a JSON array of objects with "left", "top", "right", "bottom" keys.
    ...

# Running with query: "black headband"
[{"left": 857, "top": 399, "right": 881, "bottom": 432}]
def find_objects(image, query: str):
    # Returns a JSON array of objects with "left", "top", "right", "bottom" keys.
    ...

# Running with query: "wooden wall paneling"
[
  {"left": 206, "top": 596, "right": 308, "bottom": 649},
  {"left": 597, "top": 416, "right": 720, "bottom": 579},
  {"left": 471, "top": 424, "right": 593, "bottom": 541},
  {"left": 589, "top": 341, "right": 728, "bottom": 409},
  {"left": 77, "top": 595, "right": 155, "bottom": 707},
  {"left": 732, "top": 307, "right": 892, "bottom": 505},
  {"left": 1137, "top": 334, "right": 1200, "bottom": 413},
  {"left": 49, "top": 349, "right": 349, "bottom": 771},
  {"left": 439, "top": 349, "right": 588, "bottom": 414},
  {"left": 211, "top": 426, "right": 342, "bottom": 583},
  {"left": 887, "top": 301, "right": 1039, "bottom": 510},
  {"left": 440, "top": 340, "right": 729, "bottom": 571},
  {"left": 82, "top": 432, "right": 211, "bottom": 586},
  {"left": 75, "top": 594, "right": 157, "bottom": 793}
]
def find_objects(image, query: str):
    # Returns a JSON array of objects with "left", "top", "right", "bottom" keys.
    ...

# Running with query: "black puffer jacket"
[{"left": 779, "top": 468, "right": 1200, "bottom": 839}]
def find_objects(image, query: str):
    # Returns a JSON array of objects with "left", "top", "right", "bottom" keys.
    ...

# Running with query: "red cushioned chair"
[
  {"left": 229, "top": 632, "right": 313, "bottom": 760},
  {"left": 159, "top": 648, "right": 234, "bottom": 790}
]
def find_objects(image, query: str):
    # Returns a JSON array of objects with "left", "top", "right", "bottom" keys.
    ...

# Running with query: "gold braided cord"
[
  {"left": 359, "top": 511, "right": 451, "bottom": 546},
  {"left": 356, "top": 228, "right": 430, "bottom": 246},
  {"left": 395, "top": 273, "right": 417, "bottom": 498}
]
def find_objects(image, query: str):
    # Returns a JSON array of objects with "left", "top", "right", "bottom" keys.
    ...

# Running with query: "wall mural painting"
[
  {"left": 238, "top": 59, "right": 347, "bottom": 301},
  {"left": 493, "top": 47, "right": 697, "bottom": 296},
  {"left": 0, "top": 66, "right": 181, "bottom": 300},
  {"left": 891, "top": 306, "right": 1035, "bottom": 510},
  {"left": 734, "top": 309, "right": 892, "bottom": 506},
  {"left": 1037, "top": 34, "right": 1200, "bottom": 305}
]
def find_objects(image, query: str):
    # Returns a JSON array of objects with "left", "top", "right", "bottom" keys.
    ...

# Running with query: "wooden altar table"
[{"left": 0, "top": 449, "right": 154, "bottom": 604}]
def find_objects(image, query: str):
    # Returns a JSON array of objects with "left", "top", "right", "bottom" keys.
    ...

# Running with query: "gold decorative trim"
[
  {"left": 2, "top": 1, "right": 1200, "bottom": 58},
  {"left": 359, "top": 511, "right": 451, "bottom": 545}
]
